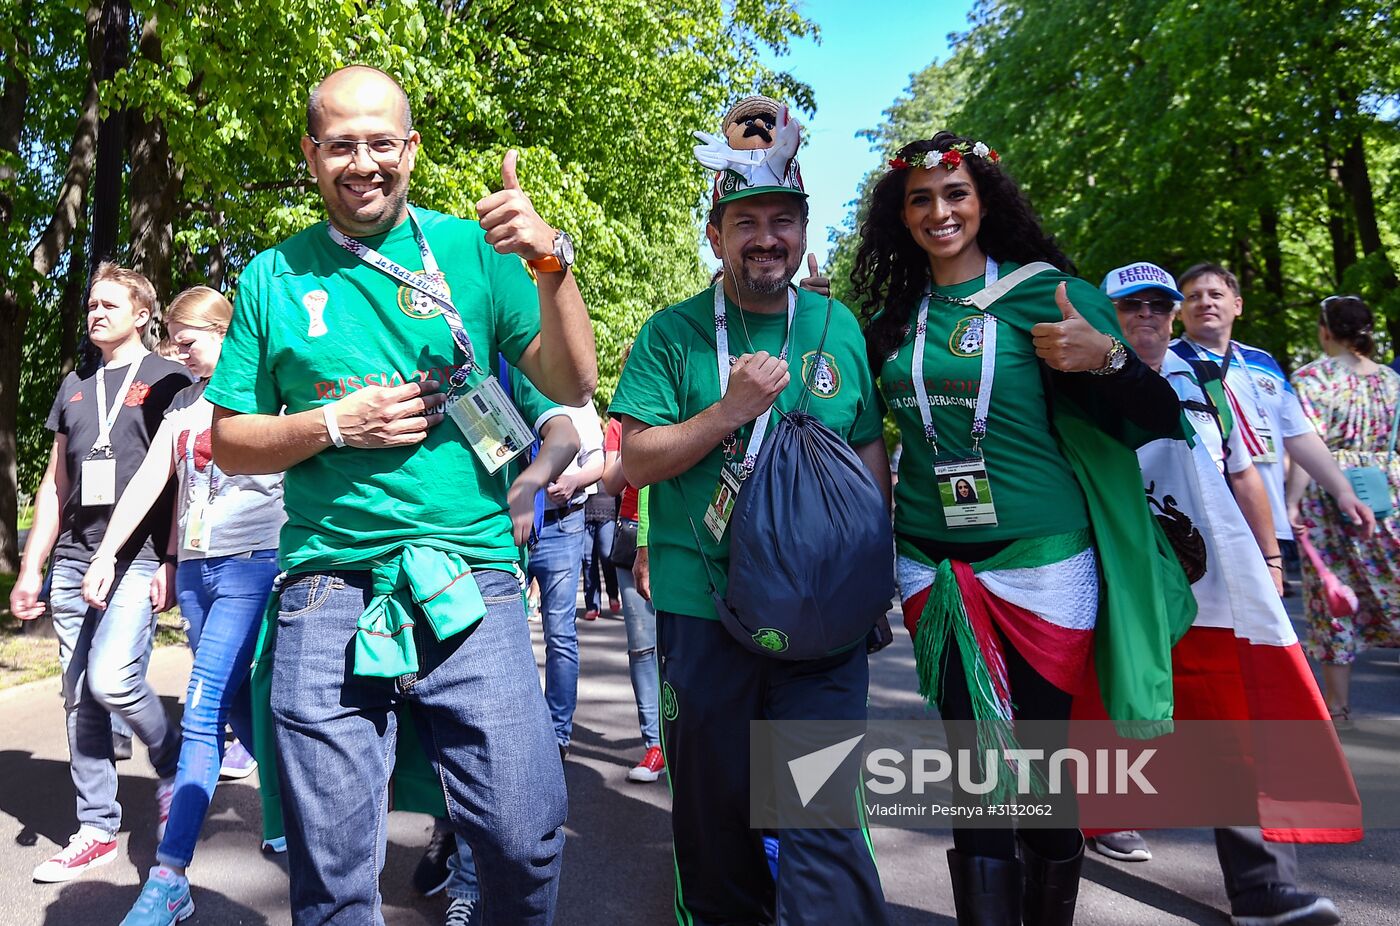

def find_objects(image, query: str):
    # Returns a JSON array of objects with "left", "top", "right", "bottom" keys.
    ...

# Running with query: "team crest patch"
[
  {"left": 660, "top": 682, "right": 679, "bottom": 722},
  {"left": 302, "top": 290, "right": 330, "bottom": 337},
  {"left": 1257, "top": 376, "right": 1277, "bottom": 396},
  {"left": 752, "top": 628, "right": 789, "bottom": 653},
  {"left": 801, "top": 350, "right": 842, "bottom": 398},
  {"left": 397, "top": 274, "right": 449, "bottom": 320},
  {"left": 947, "top": 316, "right": 986, "bottom": 357}
]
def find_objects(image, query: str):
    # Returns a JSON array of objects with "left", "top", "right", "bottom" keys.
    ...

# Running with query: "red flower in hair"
[
  {"left": 987, "top": 149, "right": 1000, "bottom": 163},
  {"left": 888, "top": 157, "right": 910, "bottom": 170},
  {"left": 941, "top": 149, "right": 963, "bottom": 169}
]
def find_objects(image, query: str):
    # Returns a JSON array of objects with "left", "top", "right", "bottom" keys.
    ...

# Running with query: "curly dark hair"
[{"left": 852, "top": 132, "right": 1075, "bottom": 367}]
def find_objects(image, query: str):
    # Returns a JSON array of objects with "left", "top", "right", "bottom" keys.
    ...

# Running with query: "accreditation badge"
[
  {"left": 81, "top": 448, "right": 117, "bottom": 507},
  {"left": 183, "top": 501, "right": 213, "bottom": 553},
  {"left": 934, "top": 454, "right": 998, "bottom": 528},
  {"left": 444, "top": 374, "right": 535, "bottom": 474},
  {"left": 1251, "top": 417, "right": 1278, "bottom": 464},
  {"left": 703, "top": 463, "right": 743, "bottom": 543}
]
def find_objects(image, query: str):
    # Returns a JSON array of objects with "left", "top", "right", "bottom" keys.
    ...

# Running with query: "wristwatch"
[
  {"left": 527, "top": 230, "right": 575, "bottom": 274},
  {"left": 1091, "top": 335, "right": 1128, "bottom": 375}
]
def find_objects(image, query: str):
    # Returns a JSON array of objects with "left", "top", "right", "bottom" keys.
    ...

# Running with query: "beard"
[{"left": 736, "top": 248, "right": 801, "bottom": 297}]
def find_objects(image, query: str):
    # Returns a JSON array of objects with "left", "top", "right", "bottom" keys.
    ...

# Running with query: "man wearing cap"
[
  {"left": 1172, "top": 263, "right": 1373, "bottom": 571},
  {"left": 1097, "top": 262, "right": 1346, "bottom": 926},
  {"left": 609, "top": 97, "right": 892, "bottom": 924},
  {"left": 206, "top": 65, "right": 592, "bottom": 924}
]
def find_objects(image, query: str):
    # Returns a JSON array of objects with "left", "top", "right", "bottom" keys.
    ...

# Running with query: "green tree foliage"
[
  {"left": 829, "top": 0, "right": 1400, "bottom": 369},
  {"left": 1, "top": 0, "right": 816, "bottom": 568}
]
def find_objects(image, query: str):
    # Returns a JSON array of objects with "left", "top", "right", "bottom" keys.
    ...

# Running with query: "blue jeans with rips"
[
  {"left": 527, "top": 508, "right": 587, "bottom": 748},
  {"left": 270, "top": 566, "right": 566, "bottom": 926},
  {"left": 616, "top": 566, "right": 659, "bottom": 748},
  {"left": 50, "top": 558, "right": 180, "bottom": 838},
  {"left": 156, "top": 549, "right": 277, "bottom": 868}
]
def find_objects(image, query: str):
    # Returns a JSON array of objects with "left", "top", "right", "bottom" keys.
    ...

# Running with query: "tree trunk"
[
  {"left": 1325, "top": 156, "right": 1356, "bottom": 287},
  {"left": 127, "top": 11, "right": 184, "bottom": 317},
  {"left": 87, "top": 0, "right": 131, "bottom": 275},
  {"left": 0, "top": 3, "right": 104, "bottom": 573},
  {"left": 1338, "top": 131, "right": 1399, "bottom": 291}
]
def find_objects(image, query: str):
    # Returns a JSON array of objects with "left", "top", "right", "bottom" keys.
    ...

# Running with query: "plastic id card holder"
[
  {"left": 81, "top": 451, "right": 117, "bottom": 507},
  {"left": 935, "top": 455, "right": 999, "bottom": 528},
  {"left": 183, "top": 501, "right": 213, "bottom": 552},
  {"left": 1251, "top": 419, "right": 1278, "bottom": 464},
  {"left": 445, "top": 374, "right": 534, "bottom": 474},
  {"left": 703, "top": 464, "right": 743, "bottom": 542}
]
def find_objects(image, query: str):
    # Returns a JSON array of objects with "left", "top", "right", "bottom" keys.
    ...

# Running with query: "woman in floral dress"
[{"left": 1288, "top": 295, "right": 1400, "bottom": 729}]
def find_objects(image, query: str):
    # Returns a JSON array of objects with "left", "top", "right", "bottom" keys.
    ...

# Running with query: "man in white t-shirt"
[
  {"left": 1099, "top": 262, "right": 1344, "bottom": 926},
  {"left": 1172, "top": 263, "right": 1374, "bottom": 549}
]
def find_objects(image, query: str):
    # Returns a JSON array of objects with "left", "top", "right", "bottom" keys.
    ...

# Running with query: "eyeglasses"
[
  {"left": 307, "top": 136, "right": 412, "bottom": 164},
  {"left": 1115, "top": 297, "right": 1177, "bottom": 315}
]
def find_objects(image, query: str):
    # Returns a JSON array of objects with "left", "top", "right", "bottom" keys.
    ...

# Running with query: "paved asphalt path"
[{"left": 1, "top": 594, "right": 1396, "bottom": 925}]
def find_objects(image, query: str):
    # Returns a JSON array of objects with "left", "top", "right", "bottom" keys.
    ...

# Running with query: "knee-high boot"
[
  {"left": 947, "top": 849, "right": 1021, "bottom": 926},
  {"left": 1020, "top": 834, "right": 1084, "bottom": 926}
]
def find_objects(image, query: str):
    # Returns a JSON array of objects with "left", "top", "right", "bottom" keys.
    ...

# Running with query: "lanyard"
[
  {"left": 327, "top": 208, "right": 478, "bottom": 386},
  {"left": 94, "top": 358, "right": 143, "bottom": 452},
  {"left": 910, "top": 257, "right": 1000, "bottom": 456},
  {"left": 1185, "top": 337, "right": 1268, "bottom": 416},
  {"left": 713, "top": 283, "right": 796, "bottom": 472}
]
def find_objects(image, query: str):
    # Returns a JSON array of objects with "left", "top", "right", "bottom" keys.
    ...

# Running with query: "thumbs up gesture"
[
  {"left": 1030, "top": 282, "right": 1116, "bottom": 372},
  {"left": 474, "top": 149, "right": 558, "bottom": 262},
  {"left": 797, "top": 252, "right": 830, "bottom": 297}
]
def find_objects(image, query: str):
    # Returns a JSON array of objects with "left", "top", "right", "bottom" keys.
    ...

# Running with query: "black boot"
[
  {"left": 1020, "top": 834, "right": 1084, "bottom": 926},
  {"left": 947, "top": 849, "right": 1022, "bottom": 926}
]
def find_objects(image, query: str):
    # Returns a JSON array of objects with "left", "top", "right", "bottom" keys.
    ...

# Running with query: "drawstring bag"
[{"left": 720, "top": 408, "right": 894, "bottom": 659}]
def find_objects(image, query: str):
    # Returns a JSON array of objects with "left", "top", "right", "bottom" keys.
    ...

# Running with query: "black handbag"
[{"left": 610, "top": 517, "right": 640, "bottom": 569}]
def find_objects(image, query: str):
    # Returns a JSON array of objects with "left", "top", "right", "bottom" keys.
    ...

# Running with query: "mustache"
[
  {"left": 742, "top": 247, "right": 788, "bottom": 262},
  {"left": 742, "top": 123, "right": 774, "bottom": 143}
]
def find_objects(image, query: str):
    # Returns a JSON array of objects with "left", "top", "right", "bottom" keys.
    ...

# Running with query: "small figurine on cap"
[{"left": 693, "top": 95, "right": 806, "bottom": 205}]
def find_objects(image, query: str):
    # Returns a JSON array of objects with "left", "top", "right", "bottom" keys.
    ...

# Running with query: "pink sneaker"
[
  {"left": 582, "top": 609, "right": 599, "bottom": 621},
  {"left": 32, "top": 829, "right": 118, "bottom": 882},
  {"left": 155, "top": 777, "right": 176, "bottom": 842}
]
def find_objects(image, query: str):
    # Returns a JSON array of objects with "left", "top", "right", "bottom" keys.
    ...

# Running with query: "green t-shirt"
[
  {"left": 610, "top": 286, "right": 884, "bottom": 620},
  {"left": 879, "top": 262, "right": 1125, "bottom": 543},
  {"left": 206, "top": 207, "right": 548, "bottom": 571}
]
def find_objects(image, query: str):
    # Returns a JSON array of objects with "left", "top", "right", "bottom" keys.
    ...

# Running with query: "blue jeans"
[
  {"left": 581, "top": 518, "right": 617, "bottom": 612},
  {"left": 50, "top": 558, "right": 180, "bottom": 837},
  {"left": 271, "top": 567, "right": 566, "bottom": 926},
  {"left": 156, "top": 550, "right": 277, "bottom": 868},
  {"left": 527, "top": 509, "right": 586, "bottom": 747},
  {"left": 447, "top": 834, "right": 481, "bottom": 902},
  {"left": 616, "top": 567, "right": 660, "bottom": 748}
]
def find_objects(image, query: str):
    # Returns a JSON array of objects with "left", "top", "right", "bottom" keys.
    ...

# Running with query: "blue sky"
[{"left": 701, "top": 0, "right": 975, "bottom": 270}]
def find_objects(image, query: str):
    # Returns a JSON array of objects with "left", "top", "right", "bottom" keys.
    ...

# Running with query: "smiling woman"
[{"left": 850, "top": 131, "right": 1188, "bottom": 926}]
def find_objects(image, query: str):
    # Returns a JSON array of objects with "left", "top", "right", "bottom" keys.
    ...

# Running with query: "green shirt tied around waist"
[{"left": 609, "top": 286, "right": 884, "bottom": 620}]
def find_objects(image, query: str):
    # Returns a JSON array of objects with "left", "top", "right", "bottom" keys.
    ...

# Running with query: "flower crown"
[{"left": 888, "top": 141, "right": 999, "bottom": 171}]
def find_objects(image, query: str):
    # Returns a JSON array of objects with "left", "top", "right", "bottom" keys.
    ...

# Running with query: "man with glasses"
[
  {"left": 1173, "top": 264, "right": 1373, "bottom": 580},
  {"left": 206, "top": 65, "right": 594, "bottom": 924},
  {"left": 1096, "top": 262, "right": 1345, "bottom": 926}
]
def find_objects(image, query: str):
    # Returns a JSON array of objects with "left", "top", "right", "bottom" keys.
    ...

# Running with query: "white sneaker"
[{"left": 32, "top": 828, "right": 118, "bottom": 882}]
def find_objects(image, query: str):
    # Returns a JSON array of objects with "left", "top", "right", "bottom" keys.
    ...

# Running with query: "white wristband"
[{"left": 322, "top": 404, "right": 346, "bottom": 448}]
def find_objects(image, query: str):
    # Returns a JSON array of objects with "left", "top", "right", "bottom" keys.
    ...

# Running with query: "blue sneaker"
[{"left": 120, "top": 866, "right": 194, "bottom": 925}]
